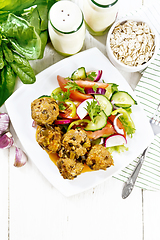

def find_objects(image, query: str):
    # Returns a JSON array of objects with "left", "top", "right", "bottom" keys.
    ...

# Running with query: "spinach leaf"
[
  {"left": 2, "top": 42, "right": 14, "bottom": 63},
  {"left": 37, "top": 4, "right": 48, "bottom": 31},
  {"left": 39, "top": 30, "right": 48, "bottom": 59},
  {"left": 21, "top": 5, "right": 41, "bottom": 35},
  {"left": 0, "top": 64, "right": 16, "bottom": 106},
  {"left": 0, "top": 0, "right": 58, "bottom": 23},
  {"left": 0, "top": 0, "right": 56, "bottom": 13},
  {"left": 10, "top": 51, "right": 36, "bottom": 84},
  {"left": 0, "top": 69, "right": 4, "bottom": 106},
  {"left": 21, "top": 4, "right": 48, "bottom": 32},
  {"left": 0, "top": 45, "right": 4, "bottom": 69},
  {"left": 1, "top": 13, "right": 41, "bottom": 60},
  {"left": 20, "top": 4, "right": 48, "bottom": 58}
]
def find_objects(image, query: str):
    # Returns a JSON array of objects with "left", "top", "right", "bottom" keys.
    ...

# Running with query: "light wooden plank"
[
  {"left": 116, "top": 0, "right": 143, "bottom": 18},
  {"left": 9, "top": 0, "right": 144, "bottom": 240},
  {"left": 0, "top": 149, "right": 8, "bottom": 240},
  {"left": 0, "top": 105, "right": 9, "bottom": 240},
  {"left": 143, "top": 0, "right": 160, "bottom": 6},
  {"left": 9, "top": 165, "right": 143, "bottom": 240},
  {"left": 143, "top": 190, "right": 160, "bottom": 240}
]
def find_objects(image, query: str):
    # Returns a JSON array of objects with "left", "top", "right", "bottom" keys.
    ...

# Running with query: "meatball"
[
  {"left": 58, "top": 129, "right": 91, "bottom": 160},
  {"left": 36, "top": 125, "right": 62, "bottom": 153},
  {"left": 86, "top": 145, "right": 114, "bottom": 170},
  {"left": 57, "top": 157, "right": 84, "bottom": 180},
  {"left": 31, "top": 97, "right": 59, "bottom": 125}
]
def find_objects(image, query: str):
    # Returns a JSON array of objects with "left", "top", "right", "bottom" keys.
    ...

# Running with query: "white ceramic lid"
[
  {"left": 91, "top": 0, "right": 118, "bottom": 7},
  {"left": 49, "top": 1, "right": 83, "bottom": 33}
]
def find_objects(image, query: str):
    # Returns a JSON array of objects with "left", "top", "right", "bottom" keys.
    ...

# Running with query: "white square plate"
[{"left": 5, "top": 48, "right": 154, "bottom": 197}]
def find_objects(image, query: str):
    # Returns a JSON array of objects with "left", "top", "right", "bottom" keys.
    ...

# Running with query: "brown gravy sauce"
[{"left": 49, "top": 152, "right": 92, "bottom": 173}]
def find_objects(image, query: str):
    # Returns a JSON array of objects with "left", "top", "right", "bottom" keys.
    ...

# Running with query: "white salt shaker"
[{"left": 48, "top": 1, "right": 86, "bottom": 56}]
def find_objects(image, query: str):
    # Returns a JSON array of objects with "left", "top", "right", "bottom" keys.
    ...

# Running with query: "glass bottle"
[{"left": 83, "top": 0, "right": 119, "bottom": 36}]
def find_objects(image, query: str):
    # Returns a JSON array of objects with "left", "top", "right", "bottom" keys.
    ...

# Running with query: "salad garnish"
[
  {"left": 85, "top": 99, "right": 101, "bottom": 123},
  {"left": 65, "top": 80, "right": 85, "bottom": 93}
]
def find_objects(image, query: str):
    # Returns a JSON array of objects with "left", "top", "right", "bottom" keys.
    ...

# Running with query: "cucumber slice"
[
  {"left": 111, "top": 91, "right": 137, "bottom": 107},
  {"left": 85, "top": 111, "right": 107, "bottom": 131},
  {"left": 114, "top": 104, "right": 131, "bottom": 108},
  {"left": 94, "top": 94, "right": 113, "bottom": 116},
  {"left": 71, "top": 67, "right": 87, "bottom": 80}
]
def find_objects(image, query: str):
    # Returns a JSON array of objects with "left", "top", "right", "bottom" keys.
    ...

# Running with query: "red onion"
[
  {"left": 111, "top": 100, "right": 119, "bottom": 110},
  {"left": 0, "top": 113, "right": 10, "bottom": 135},
  {"left": 32, "top": 120, "right": 37, "bottom": 128},
  {"left": 0, "top": 132, "right": 14, "bottom": 149},
  {"left": 85, "top": 88, "right": 106, "bottom": 95},
  {"left": 87, "top": 70, "right": 103, "bottom": 82},
  {"left": 14, "top": 147, "right": 27, "bottom": 167},
  {"left": 54, "top": 119, "right": 73, "bottom": 125}
]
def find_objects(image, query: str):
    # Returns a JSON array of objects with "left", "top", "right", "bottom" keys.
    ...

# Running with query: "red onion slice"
[
  {"left": 85, "top": 88, "right": 106, "bottom": 95},
  {"left": 87, "top": 70, "right": 103, "bottom": 82},
  {"left": 54, "top": 119, "right": 73, "bottom": 125}
]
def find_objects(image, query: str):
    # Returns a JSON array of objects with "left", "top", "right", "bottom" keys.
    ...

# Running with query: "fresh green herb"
[
  {"left": 85, "top": 100, "right": 101, "bottom": 123},
  {"left": 52, "top": 89, "right": 70, "bottom": 111},
  {"left": 87, "top": 71, "right": 97, "bottom": 81},
  {"left": 92, "top": 84, "right": 99, "bottom": 93},
  {"left": 65, "top": 80, "right": 85, "bottom": 94},
  {"left": 58, "top": 103, "right": 67, "bottom": 111},
  {"left": 111, "top": 83, "right": 119, "bottom": 93},
  {"left": 51, "top": 89, "right": 70, "bottom": 102}
]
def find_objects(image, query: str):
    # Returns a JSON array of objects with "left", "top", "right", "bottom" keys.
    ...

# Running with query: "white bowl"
[{"left": 106, "top": 16, "right": 159, "bottom": 72}]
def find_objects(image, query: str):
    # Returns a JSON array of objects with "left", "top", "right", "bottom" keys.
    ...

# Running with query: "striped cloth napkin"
[{"left": 113, "top": 2, "right": 160, "bottom": 191}]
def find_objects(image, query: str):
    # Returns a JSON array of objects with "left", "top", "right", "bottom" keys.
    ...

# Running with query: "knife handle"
[{"left": 122, "top": 148, "right": 147, "bottom": 199}]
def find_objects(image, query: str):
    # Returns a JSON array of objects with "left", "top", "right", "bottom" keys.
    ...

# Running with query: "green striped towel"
[{"left": 113, "top": 3, "right": 160, "bottom": 191}]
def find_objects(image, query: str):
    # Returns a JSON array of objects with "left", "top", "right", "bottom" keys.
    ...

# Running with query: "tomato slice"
[
  {"left": 108, "top": 115, "right": 126, "bottom": 138},
  {"left": 75, "top": 80, "right": 108, "bottom": 89},
  {"left": 59, "top": 111, "right": 79, "bottom": 119},
  {"left": 57, "top": 75, "right": 93, "bottom": 102},
  {"left": 85, "top": 122, "right": 116, "bottom": 139}
]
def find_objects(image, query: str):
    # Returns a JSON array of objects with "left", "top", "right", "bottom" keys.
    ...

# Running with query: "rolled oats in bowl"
[{"left": 106, "top": 17, "right": 159, "bottom": 72}]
